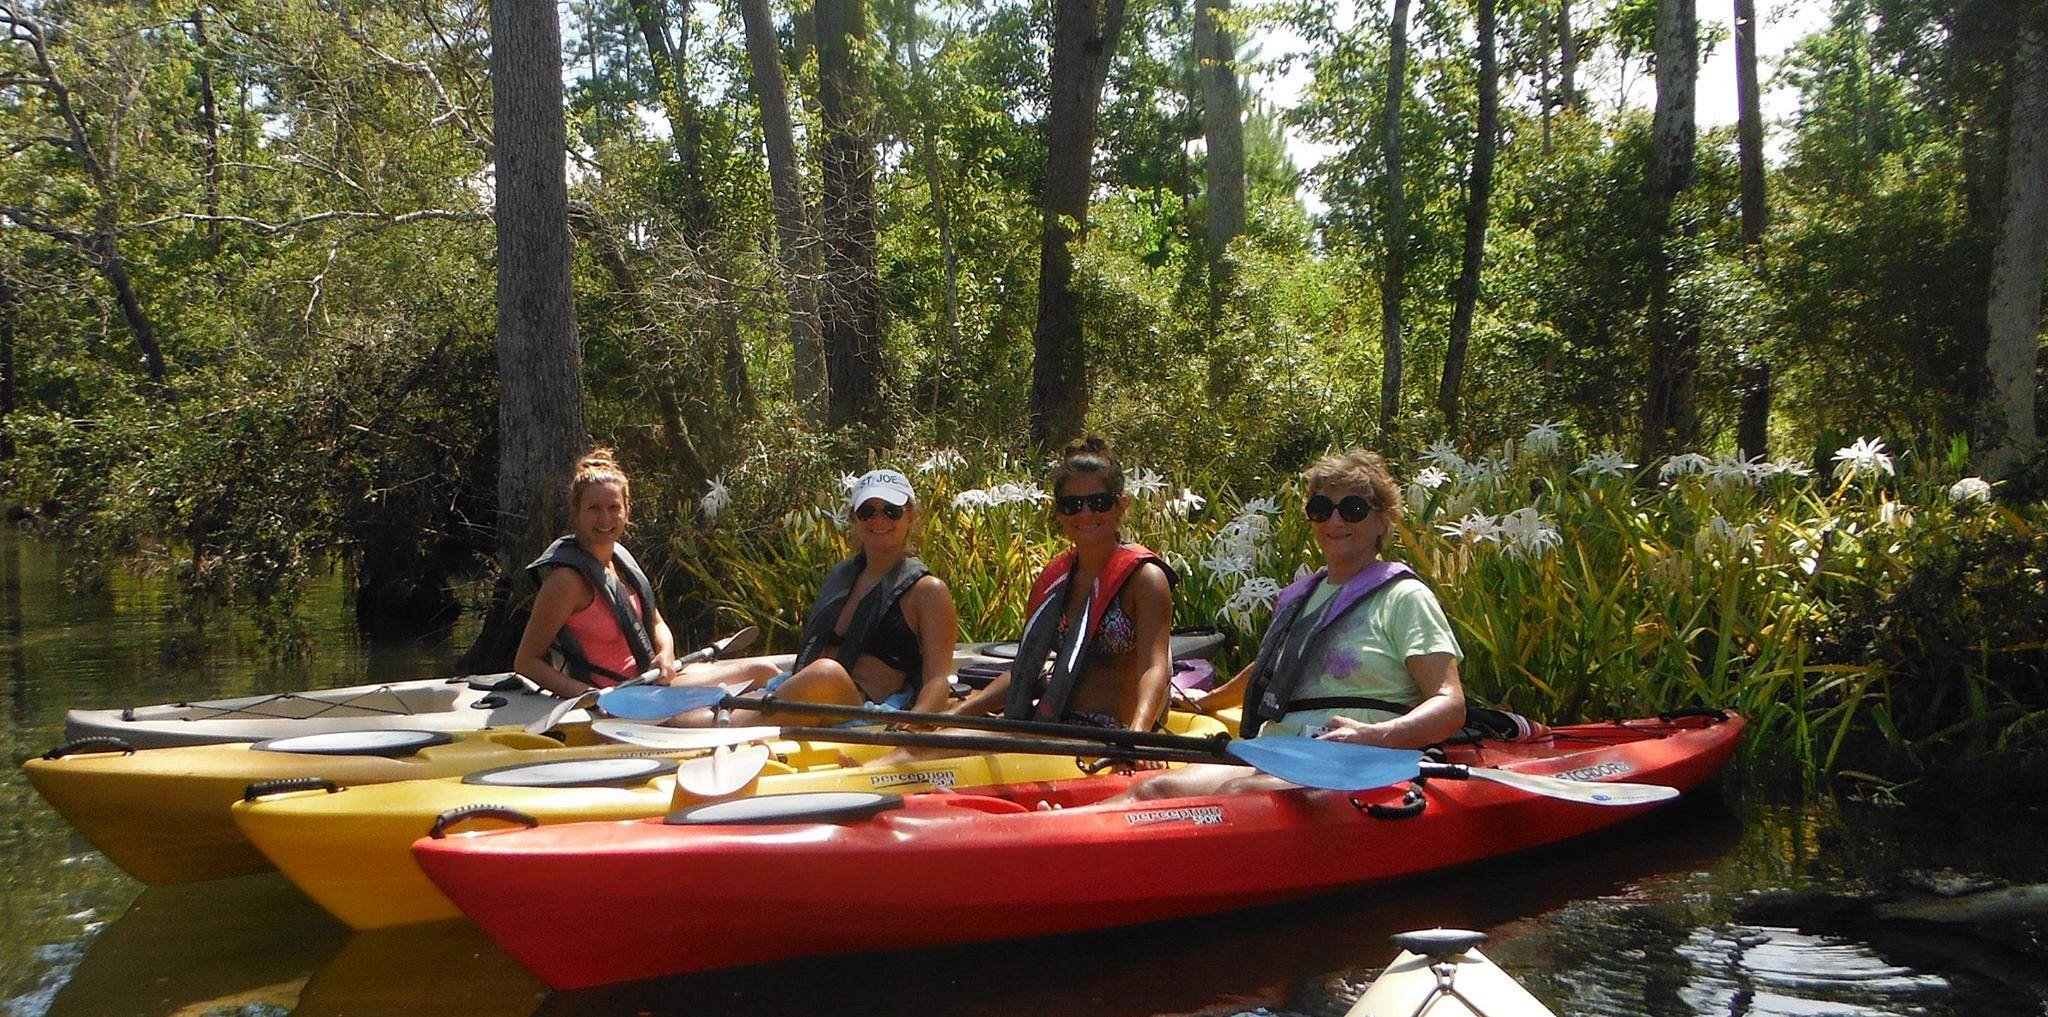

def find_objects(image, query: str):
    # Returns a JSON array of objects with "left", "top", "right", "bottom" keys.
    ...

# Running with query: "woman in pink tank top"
[{"left": 513, "top": 450, "right": 680, "bottom": 698}]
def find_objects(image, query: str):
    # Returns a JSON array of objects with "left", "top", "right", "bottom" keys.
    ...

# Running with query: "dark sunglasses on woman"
[
  {"left": 854, "top": 501, "right": 907, "bottom": 521},
  {"left": 1304, "top": 494, "right": 1375, "bottom": 523},
  {"left": 1055, "top": 491, "right": 1119, "bottom": 515}
]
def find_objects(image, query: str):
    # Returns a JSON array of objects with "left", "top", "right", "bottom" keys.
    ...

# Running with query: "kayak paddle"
[
  {"left": 596, "top": 685, "right": 1228, "bottom": 754},
  {"left": 522, "top": 626, "right": 760, "bottom": 735},
  {"left": 590, "top": 720, "right": 1676, "bottom": 803}
]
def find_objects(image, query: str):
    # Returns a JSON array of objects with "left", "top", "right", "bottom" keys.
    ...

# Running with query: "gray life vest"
[
  {"left": 525, "top": 536, "right": 658, "bottom": 684},
  {"left": 791, "top": 554, "right": 932, "bottom": 684},
  {"left": 1240, "top": 561, "right": 1418, "bottom": 738}
]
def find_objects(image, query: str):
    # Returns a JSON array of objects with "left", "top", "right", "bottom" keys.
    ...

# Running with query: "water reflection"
[
  {"left": 38, "top": 875, "right": 342, "bottom": 1017},
  {"left": 293, "top": 922, "right": 546, "bottom": 1017}
]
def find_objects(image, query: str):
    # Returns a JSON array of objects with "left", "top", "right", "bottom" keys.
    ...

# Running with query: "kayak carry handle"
[
  {"left": 1658, "top": 705, "right": 1730, "bottom": 723},
  {"left": 41, "top": 736, "right": 136, "bottom": 759},
  {"left": 243, "top": 776, "right": 341, "bottom": 801},
  {"left": 1390, "top": 928, "right": 1488, "bottom": 959},
  {"left": 469, "top": 695, "right": 509, "bottom": 710},
  {"left": 1358, "top": 783, "right": 1427, "bottom": 820},
  {"left": 430, "top": 804, "right": 540, "bottom": 839}
]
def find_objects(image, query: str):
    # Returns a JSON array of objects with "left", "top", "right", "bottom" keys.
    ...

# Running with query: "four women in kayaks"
[{"left": 517, "top": 439, "right": 1479, "bottom": 776}]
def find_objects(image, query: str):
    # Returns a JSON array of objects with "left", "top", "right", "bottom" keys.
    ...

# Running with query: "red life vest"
[{"left": 1003, "top": 541, "right": 1175, "bottom": 721}]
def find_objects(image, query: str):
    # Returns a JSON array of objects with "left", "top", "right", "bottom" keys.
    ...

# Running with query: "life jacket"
[
  {"left": 1002, "top": 542, "right": 1176, "bottom": 722},
  {"left": 525, "top": 536, "right": 659, "bottom": 685},
  {"left": 1239, "top": 561, "right": 1419, "bottom": 738},
  {"left": 791, "top": 554, "right": 932, "bottom": 682}
]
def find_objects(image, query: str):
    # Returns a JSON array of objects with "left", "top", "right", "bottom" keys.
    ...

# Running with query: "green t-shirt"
[{"left": 1258, "top": 577, "right": 1463, "bottom": 738}]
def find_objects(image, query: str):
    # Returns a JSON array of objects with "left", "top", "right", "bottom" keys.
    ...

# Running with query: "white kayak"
[
  {"left": 65, "top": 630, "right": 1230, "bottom": 749},
  {"left": 1347, "top": 929, "right": 1556, "bottom": 1017}
]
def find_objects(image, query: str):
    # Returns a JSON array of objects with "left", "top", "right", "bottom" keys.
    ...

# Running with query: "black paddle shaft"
[
  {"left": 756, "top": 724, "right": 1231, "bottom": 766},
  {"left": 730, "top": 695, "right": 1234, "bottom": 755}
]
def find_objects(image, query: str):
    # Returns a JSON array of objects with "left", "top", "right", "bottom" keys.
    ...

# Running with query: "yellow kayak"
[
  {"left": 23, "top": 727, "right": 597, "bottom": 885},
  {"left": 234, "top": 711, "right": 1228, "bottom": 930}
]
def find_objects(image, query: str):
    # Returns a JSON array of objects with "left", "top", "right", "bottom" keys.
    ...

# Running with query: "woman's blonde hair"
[{"left": 1302, "top": 449, "right": 1403, "bottom": 521}]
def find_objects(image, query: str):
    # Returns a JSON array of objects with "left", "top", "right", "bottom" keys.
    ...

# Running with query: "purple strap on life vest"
[{"left": 1275, "top": 560, "right": 1415, "bottom": 639}]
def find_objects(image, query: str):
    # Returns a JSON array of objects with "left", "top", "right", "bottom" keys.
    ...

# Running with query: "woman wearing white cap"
[{"left": 724, "top": 468, "right": 961, "bottom": 720}]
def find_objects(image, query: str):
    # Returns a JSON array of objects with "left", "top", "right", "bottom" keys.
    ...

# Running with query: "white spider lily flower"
[
  {"left": 839, "top": 472, "right": 862, "bottom": 492},
  {"left": 1220, "top": 512, "right": 1273, "bottom": 544},
  {"left": 1222, "top": 577, "right": 1283, "bottom": 626},
  {"left": 1421, "top": 440, "right": 1468, "bottom": 472},
  {"left": 1239, "top": 496, "right": 1281, "bottom": 517},
  {"left": 1125, "top": 467, "right": 1167, "bottom": 498},
  {"left": 1948, "top": 477, "right": 1993, "bottom": 504},
  {"left": 1201, "top": 549, "right": 1256, "bottom": 579},
  {"left": 989, "top": 482, "right": 1050, "bottom": 506},
  {"left": 1574, "top": 452, "right": 1636, "bottom": 478},
  {"left": 951, "top": 489, "right": 993, "bottom": 510},
  {"left": 1439, "top": 511, "right": 1503, "bottom": 544},
  {"left": 1522, "top": 421, "right": 1566, "bottom": 457},
  {"left": 1413, "top": 467, "right": 1451, "bottom": 489},
  {"left": 1167, "top": 488, "right": 1207, "bottom": 517},
  {"left": 916, "top": 449, "right": 966, "bottom": 474},
  {"left": 1704, "top": 453, "right": 1761, "bottom": 488},
  {"left": 1760, "top": 458, "right": 1815, "bottom": 479},
  {"left": 1458, "top": 455, "right": 1511, "bottom": 486},
  {"left": 1659, "top": 453, "right": 1713, "bottom": 480},
  {"left": 1498, "top": 507, "right": 1562, "bottom": 559},
  {"left": 1831, "top": 437, "right": 1895, "bottom": 480},
  {"left": 1293, "top": 562, "right": 1319, "bottom": 582},
  {"left": 1878, "top": 500, "right": 1913, "bottom": 529},
  {"left": 1697, "top": 515, "right": 1760, "bottom": 558},
  {"left": 700, "top": 476, "right": 732, "bottom": 520}
]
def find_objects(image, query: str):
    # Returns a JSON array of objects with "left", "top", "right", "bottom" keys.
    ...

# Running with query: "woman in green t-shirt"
[{"left": 1115, "top": 449, "right": 1466, "bottom": 801}]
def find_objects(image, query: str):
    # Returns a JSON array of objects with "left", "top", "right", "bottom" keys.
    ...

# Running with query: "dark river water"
[{"left": 3, "top": 528, "right": 2045, "bottom": 1017}]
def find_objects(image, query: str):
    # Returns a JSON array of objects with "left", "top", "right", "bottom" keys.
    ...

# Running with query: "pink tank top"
[{"left": 561, "top": 582, "right": 643, "bottom": 685}]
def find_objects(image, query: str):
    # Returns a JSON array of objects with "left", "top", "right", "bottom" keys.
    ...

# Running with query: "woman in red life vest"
[
  {"left": 514, "top": 449, "right": 681, "bottom": 698},
  {"left": 952, "top": 436, "right": 1178, "bottom": 731},
  {"left": 1115, "top": 449, "right": 1466, "bottom": 801}
]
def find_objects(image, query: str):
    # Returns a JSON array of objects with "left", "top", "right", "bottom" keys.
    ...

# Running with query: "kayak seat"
[
  {"left": 669, "top": 791, "right": 904, "bottom": 826},
  {"left": 462, "top": 756, "right": 677, "bottom": 789},
  {"left": 251, "top": 730, "right": 455, "bottom": 757}
]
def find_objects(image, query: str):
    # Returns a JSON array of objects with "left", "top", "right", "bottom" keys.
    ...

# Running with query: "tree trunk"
[
  {"left": 1029, "top": 0, "right": 1129, "bottom": 446},
  {"left": 1559, "top": 0, "right": 1580, "bottom": 113},
  {"left": 1197, "top": 0, "right": 1246, "bottom": 396},
  {"left": 1977, "top": 10, "right": 2048, "bottom": 480},
  {"left": 1638, "top": 0, "right": 1699, "bottom": 459},
  {"left": 0, "top": 263, "right": 16, "bottom": 460},
  {"left": 466, "top": 0, "right": 587, "bottom": 672},
  {"left": 1197, "top": 0, "right": 1245, "bottom": 277},
  {"left": 737, "top": 0, "right": 827, "bottom": 420},
  {"left": 1377, "top": 0, "right": 1412, "bottom": 438},
  {"left": 1733, "top": 0, "right": 1772, "bottom": 460},
  {"left": 1539, "top": 6, "right": 1554, "bottom": 156},
  {"left": 192, "top": 9, "right": 221, "bottom": 250},
  {"left": 1440, "top": 0, "right": 1497, "bottom": 440},
  {"left": 816, "top": 0, "right": 887, "bottom": 432}
]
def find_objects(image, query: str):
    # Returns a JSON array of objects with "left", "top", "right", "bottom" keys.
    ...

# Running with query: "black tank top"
[{"left": 834, "top": 598, "right": 922, "bottom": 680}]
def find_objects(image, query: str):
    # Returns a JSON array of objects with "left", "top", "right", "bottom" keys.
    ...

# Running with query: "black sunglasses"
[
  {"left": 1305, "top": 494, "right": 1375, "bottom": 523},
  {"left": 1055, "top": 491, "right": 1120, "bottom": 516},
  {"left": 853, "top": 501, "right": 907, "bottom": 521}
]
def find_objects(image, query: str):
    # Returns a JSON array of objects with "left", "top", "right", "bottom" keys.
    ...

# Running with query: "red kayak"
[{"left": 415, "top": 711, "right": 1743, "bottom": 990}]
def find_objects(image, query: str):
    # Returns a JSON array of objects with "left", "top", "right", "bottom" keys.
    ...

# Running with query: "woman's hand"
[{"left": 1314, "top": 716, "right": 1392, "bottom": 747}]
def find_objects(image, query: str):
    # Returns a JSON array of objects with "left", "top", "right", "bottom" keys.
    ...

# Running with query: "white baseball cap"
[{"left": 846, "top": 469, "right": 915, "bottom": 512}]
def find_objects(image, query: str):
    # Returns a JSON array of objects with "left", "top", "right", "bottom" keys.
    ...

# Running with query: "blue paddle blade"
[
  {"left": 1224, "top": 738, "right": 1425, "bottom": 791},
  {"left": 597, "top": 684, "right": 729, "bottom": 720}
]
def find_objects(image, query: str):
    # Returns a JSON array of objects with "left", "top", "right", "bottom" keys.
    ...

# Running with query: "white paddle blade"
[
  {"left": 522, "top": 690, "right": 597, "bottom": 735},
  {"left": 674, "top": 744, "right": 772, "bottom": 798},
  {"left": 590, "top": 719, "right": 784, "bottom": 750},
  {"left": 1473, "top": 767, "right": 1680, "bottom": 806}
]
